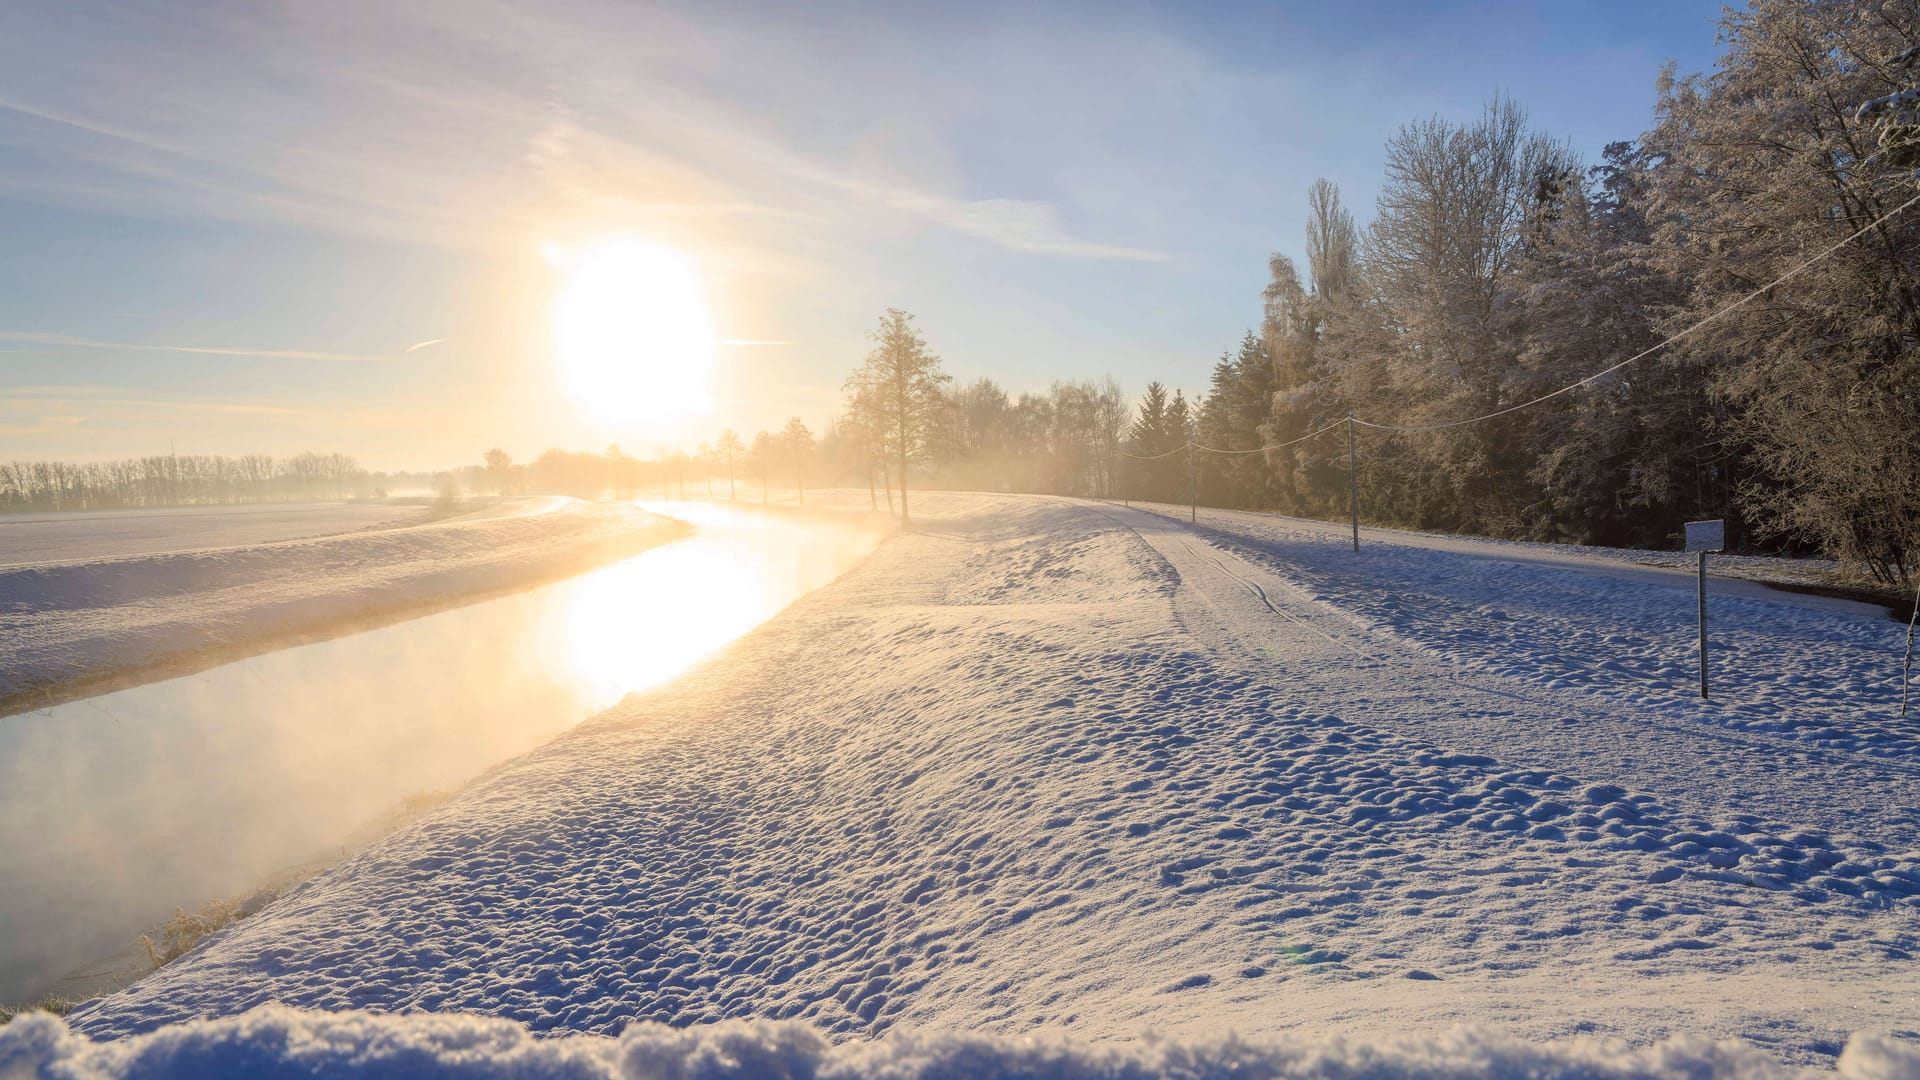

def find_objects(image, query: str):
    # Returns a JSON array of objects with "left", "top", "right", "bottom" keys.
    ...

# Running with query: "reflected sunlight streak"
[
  {"left": 563, "top": 542, "right": 773, "bottom": 706},
  {"left": 552, "top": 503, "right": 882, "bottom": 711}
]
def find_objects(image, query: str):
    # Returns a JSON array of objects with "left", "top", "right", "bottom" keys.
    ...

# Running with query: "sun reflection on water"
[{"left": 554, "top": 503, "right": 882, "bottom": 711}]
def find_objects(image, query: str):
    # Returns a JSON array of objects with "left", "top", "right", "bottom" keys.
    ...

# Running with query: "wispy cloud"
[
  {"left": 0, "top": 11, "right": 1165, "bottom": 265},
  {"left": 888, "top": 195, "right": 1165, "bottom": 262},
  {"left": 0, "top": 331, "right": 382, "bottom": 363},
  {"left": 0, "top": 394, "right": 302, "bottom": 416},
  {"left": 405, "top": 338, "right": 447, "bottom": 353}
]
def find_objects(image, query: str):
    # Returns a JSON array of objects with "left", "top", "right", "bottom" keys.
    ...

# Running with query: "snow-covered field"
[
  {"left": 0, "top": 497, "right": 686, "bottom": 714},
  {"left": 0, "top": 500, "right": 425, "bottom": 568},
  {"left": 9, "top": 492, "right": 1909, "bottom": 1076}
]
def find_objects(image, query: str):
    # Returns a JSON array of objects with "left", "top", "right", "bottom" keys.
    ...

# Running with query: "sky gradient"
[{"left": 0, "top": 0, "right": 1726, "bottom": 470}]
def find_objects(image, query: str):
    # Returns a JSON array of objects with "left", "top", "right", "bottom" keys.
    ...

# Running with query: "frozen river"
[{"left": 0, "top": 502, "right": 884, "bottom": 1004}]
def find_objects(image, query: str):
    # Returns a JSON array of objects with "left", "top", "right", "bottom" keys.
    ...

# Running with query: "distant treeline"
[{"left": 0, "top": 453, "right": 434, "bottom": 512}]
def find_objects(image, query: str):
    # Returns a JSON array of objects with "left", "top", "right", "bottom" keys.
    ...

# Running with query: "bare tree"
[
  {"left": 847, "top": 309, "right": 950, "bottom": 524},
  {"left": 782, "top": 417, "right": 814, "bottom": 504},
  {"left": 716, "top": 430, "right": 744, "bottom": 500},
  {"left": 483, "top": 448, "right": 512, "bottom": 495}
]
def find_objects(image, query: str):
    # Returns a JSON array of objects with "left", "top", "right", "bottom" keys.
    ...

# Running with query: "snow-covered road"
[
  {"left": 39, "top": 494, "right": 1920, "bottom": 1071},
  {"left": 1130, "top": 501, "right": 1887, "bottom": 618},
  {"left": 1107, "top": 503, "right": 1920, "bottom": 853}
]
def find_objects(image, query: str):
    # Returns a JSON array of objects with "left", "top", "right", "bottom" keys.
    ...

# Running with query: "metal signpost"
[{"left": 1684, "top": 519, "right": 1725, "bottom": 699}]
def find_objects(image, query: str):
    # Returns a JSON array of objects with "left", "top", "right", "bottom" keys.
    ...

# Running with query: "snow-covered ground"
[
  {"left": 0, "top": 497, "right": 686, "bottom": 714},
  {"left": 0, "top": 500, "right": 426, "bottom": 568},
  {"left": 11, "top": 1006, "right": 1920, "bottom": 1078},
  {"left": 27, "top": 493, "right": 1914, "bottom": 1075}
]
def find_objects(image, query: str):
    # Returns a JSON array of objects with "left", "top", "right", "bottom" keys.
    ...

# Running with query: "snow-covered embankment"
[{"left": 0, "top": 498, "right": 687, "bottom": 715}]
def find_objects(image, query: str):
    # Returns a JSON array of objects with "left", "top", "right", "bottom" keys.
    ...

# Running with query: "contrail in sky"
[
  {"left": 0, "top": 330, "right": 378, "bottom": 363},
  {"left": 405, "top": 338, "right": 448, "bottom": 353},
  {"left": 719, "top": 339, "right": 792, "bottom": 347}
]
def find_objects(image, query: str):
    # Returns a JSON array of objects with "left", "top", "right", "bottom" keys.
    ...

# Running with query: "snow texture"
[
  {"left": 37, "top": 496, "right": 1920, "bottom": 1068},
  {"left": 0, "top": 497, "right": 686, "bottom": 711},
  {"left": 9, "top": 1007, "right": 1920, "bottom": 1079}
]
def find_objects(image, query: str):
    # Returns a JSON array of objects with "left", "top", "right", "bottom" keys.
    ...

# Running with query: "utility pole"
[
  {"left": 1347, "top": 415, "right": 1359, "bottom": 553},
  {"left": 1188, "top": 443, "right": 1196, "bottom": 524},
  {"left": 1904, "top": 577, "right": 1919, "bottom": 716}
]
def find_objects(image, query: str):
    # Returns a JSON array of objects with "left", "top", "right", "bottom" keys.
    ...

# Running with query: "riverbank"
[{"left": 0, "top": 498, "right": 688, "bottom": 717}]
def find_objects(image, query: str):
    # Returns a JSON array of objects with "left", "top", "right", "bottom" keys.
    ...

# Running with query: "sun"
[{"left": 552, "top": 238, "right": 715, "bottom": 424}]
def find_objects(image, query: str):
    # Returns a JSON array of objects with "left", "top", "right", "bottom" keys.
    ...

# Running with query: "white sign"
[{"left": 1685, "top": 519, "right": 1725, "bottom": 553}]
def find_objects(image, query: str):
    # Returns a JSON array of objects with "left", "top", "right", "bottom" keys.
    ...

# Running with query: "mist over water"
[{"left": 0, "top": 503, "right": 883, "bottom": 1004}]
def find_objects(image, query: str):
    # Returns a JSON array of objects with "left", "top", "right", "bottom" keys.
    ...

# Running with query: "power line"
[
  {"left": 1120, "top": 417, "right": 1352, "bottom": 462},
  {"left": 1351, "top": 189, "right": 1920, "bottom": 434},
  {"left": 1119, "top": 442, "right": 1192, "bottom": 461},
  {"left": 1194, "top": 417, "right": 1350, "bottom": 456}
]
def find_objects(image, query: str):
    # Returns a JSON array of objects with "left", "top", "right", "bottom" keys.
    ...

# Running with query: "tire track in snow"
[{"left": 1176, "top": 539, "right": 1384, "bottom": 664}]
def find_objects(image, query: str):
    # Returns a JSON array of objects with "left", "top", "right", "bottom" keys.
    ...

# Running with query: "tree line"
[
  {"left": 0, "top": 452, "right": 378, "bottom": 512},
  {"left": 1153, "top": 1, "right": 1920, "bottom": 586},
  {"left": 790, "top": 2, "right": 1920, "bottom": 584}
]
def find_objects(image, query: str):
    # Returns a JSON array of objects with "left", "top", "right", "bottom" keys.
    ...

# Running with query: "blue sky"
[{"left": 0, "top": 0, "right": 1725, "bottom": 470}]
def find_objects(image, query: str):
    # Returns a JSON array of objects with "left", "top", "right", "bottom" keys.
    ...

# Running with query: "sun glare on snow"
[{"left": 552, "top": 237, "right": 716, "bottom": 424}]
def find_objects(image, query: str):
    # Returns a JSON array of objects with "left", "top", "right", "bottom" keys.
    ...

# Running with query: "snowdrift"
[
  {"left": 0, "top": 499, "right": 687, "bottom": 713},
  {"left": 5, "top": 1007, "right": 1917, "bottom": 1080}
]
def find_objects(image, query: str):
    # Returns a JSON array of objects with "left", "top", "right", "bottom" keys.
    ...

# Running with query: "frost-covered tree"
[
  {"left": 1643, "top": 1, "right": 1920, "bottom": 582},
  {"left": 1127, "top": 382, "right": 1184, "bottom": 502},
  {"left": 1509, "top": 140, "right": 1712, "bottom": 546},
  {"left": 1320, "top": 95, "right": 1578, "bottom": 532}
]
